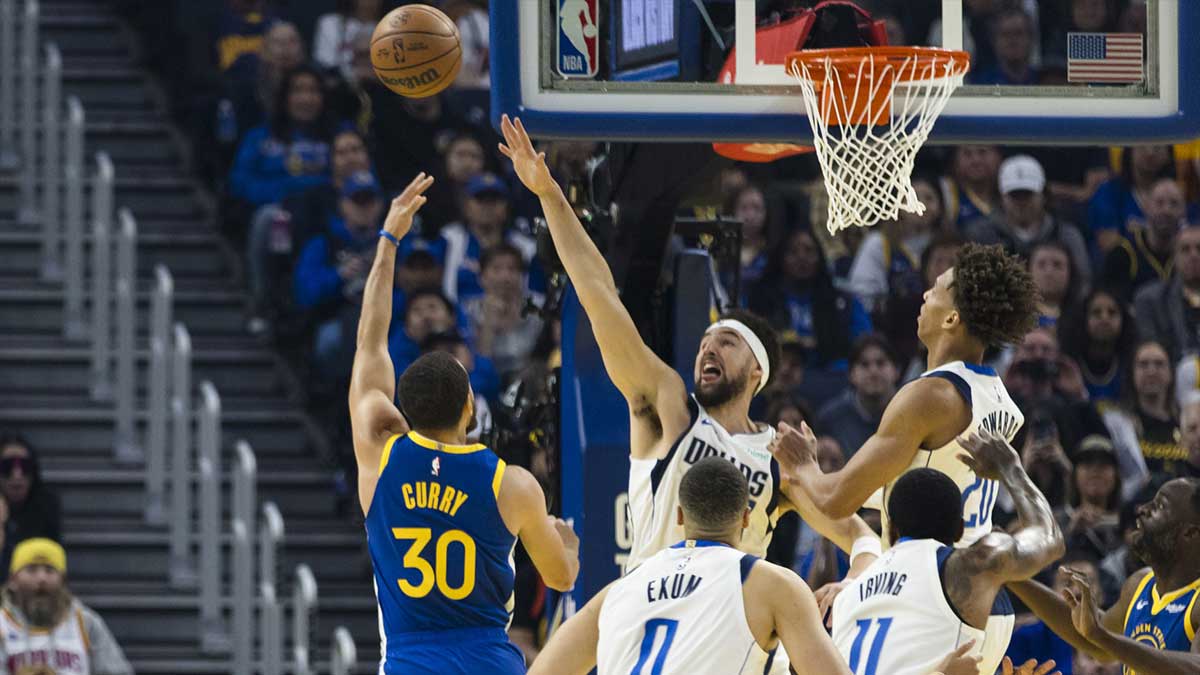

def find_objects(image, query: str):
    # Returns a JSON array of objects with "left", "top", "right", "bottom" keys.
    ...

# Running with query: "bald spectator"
[
  {"left": 1102, "top": 178, "right": 1188, "bottom": 302},
  {"left": 0, "top": 539, "right": 131, "bottom": 674},
  {"left": 1133, "top": 224, "right": 1200, "bottom": 361}
]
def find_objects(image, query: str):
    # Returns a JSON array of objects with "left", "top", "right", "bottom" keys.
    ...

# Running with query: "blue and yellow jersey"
[
  {"left": 1123, "top": 571, "right": 1200, "bottom": 675},
  {"left": 366, "top": 432, "right": 517, "bottom": 644}
]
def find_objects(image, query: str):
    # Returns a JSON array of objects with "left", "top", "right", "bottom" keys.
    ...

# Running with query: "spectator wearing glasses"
[{"left": 0, "top": 434, "right": 62, "bottom": 581}]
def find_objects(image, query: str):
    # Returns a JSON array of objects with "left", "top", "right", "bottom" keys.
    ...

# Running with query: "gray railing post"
[
  {"left": 17, "top": 0, "right": 38, "bottom": 224},
  {"left": 331, "top": 627, "right": 357, "bottom": 675},
  {"left": 259, "top": 502, "right": 283, "bottom": 593},
  {"left": 168, "top": 323, "right": 197, "bottom": 589},
  {"left": 232, "top": 519, "right": 252, "bottom": 675},
  {"left": 113, "top": 209, "right": 142, "bottom": 464},
  {"left": 62, "top": 96, "right": 86, "bottom": 338},
  {"left": 145, "top": 265, "right": 173, "bottom": 525},
  {"left": 234, "top": 441, "right": 257, "bottom": 554},
  {"left": 292, "top": 564, "right": 317, "bottom": 675},
  {"left": 260, "top": 583, "right": 282, "bottom": 675},
  {"left": 89, "top": 152, "right": 114, "bottom": 400},
  {"left": 198, "top": 381, "right": 229, "bottom": 654},
  {"left": 0, "top": 0, "right": 17, "bottom": 169},
  {"left": 232, "top": 441, "right": 257, "bottom": 675},
  {"left": 39, "top": 44, "right": 62, "bottom": 280}
]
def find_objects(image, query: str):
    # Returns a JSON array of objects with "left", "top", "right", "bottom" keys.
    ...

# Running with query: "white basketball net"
[{"left": 788, "top": 51, "right": 967, "bottom": 234}]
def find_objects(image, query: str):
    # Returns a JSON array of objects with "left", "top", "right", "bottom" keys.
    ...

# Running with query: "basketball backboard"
[{"left": 490, "top": 0, "right": 1199, "bottom": 145}]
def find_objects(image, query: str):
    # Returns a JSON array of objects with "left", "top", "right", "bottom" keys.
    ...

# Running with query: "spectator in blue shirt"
[
  {"left": 1089, "top": 145, "right": 1176, "bottom": 254},
  {"left": 292, "top": 170, "right": 384, "bottom": 377},
  {"left": 229, "top": 65, "right": 336, "bottom": 211},
  {"left": 440, "top": 172, "right": 540, "bottom": 303},
  {"left": 388, "top": 288, "right": 458, "bottom": 379},
  {"left": 748, "top": 227, "right": 873, "bottom": 376}
]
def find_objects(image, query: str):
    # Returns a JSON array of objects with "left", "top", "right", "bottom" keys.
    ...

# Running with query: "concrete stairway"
[{"left": 0, "top": 1, "right": 379, "bottom": 672}]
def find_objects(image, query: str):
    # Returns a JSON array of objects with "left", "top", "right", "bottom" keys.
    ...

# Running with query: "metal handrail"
[
  {"left": 331, "top": 627, "right": 357, "bottom": 675},
  {"left": 145, "top": 265, "right": 173, "bottom": 524},
  {"left": 260, "top": 502, "right": 284, "bottom": 592},
  {"left": 231, "top": 519, "right": 252, "bottom": 674},
  {"left": 89, "top": 152, "right": 114, "bottom": 401},
  {"left": 113, "top": 208, "right": 140, "bottom": 463},
  {"left": 39, "top": 44, "right": 61, "bottom": 280},
  {"left": 168, "top": 323, "right": 196, "bottom": 589},
  {"left": 292, "top": 564, "right": 318, "bottom": 675},
  {"left": 17, "top": 0, "right": 38, "bottom": 224},
  {"left": 198, "top": 381, "right": 229, "bottom": 654},
  {"left": 62, "top": 96, "right": 85, "bottom": 338},
  {"left": 260, "top": 583, "right": 282, "bottom": 675},
  {"left": 0, "top": 0, "right": 16, "bottom": 168},
  {"left": 234, "top": 441, "right": 258, "bottom": 553}
]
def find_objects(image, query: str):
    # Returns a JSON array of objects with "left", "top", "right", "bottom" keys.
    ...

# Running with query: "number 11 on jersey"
[{"left": 847, "top": 616, "right": 892, "bottom": 675}]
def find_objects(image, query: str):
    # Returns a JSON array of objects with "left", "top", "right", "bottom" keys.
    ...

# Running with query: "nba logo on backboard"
[{"left": 557, "top": 0, "right": 599, "bottom": 78}]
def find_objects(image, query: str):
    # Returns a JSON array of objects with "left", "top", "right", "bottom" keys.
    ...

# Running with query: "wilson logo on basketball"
[{"left": 380, "top": 68, "right": 441, "bottom": 90}]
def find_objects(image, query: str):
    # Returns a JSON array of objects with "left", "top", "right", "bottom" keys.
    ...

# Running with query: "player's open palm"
[
  {"left": 932, "top": 641, "right": 980, "bottom": 675},
  {"left": 768, "top": 422, "right": 819, "bottom": 482},
  {"left": 1001, "top": 656, "right": 1061, "bottom": 675},
  {"left": 1060, "top": 566, "right": 1104, "bottom": 641},
  {"left": 498, "top": 115, "right": 557, "bottom": 198},
  {"left": 382, "top": 172, "right": 434, "bottom": 241},
  {"left": 957, "top": 430, "right": 1020, "bottom": 480}
]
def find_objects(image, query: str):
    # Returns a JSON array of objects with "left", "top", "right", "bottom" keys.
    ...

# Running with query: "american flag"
[{"left": 1067, "top": 32, "right": 1145, "bottom": 83}]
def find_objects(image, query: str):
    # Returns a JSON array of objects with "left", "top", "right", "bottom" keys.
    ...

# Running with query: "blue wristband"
[{"left": 379, "top": 230, "right": 400, "bottom": 247}]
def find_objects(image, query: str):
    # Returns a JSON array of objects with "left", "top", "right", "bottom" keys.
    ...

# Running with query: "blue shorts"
[{"left": 383, "top": 627, "right": 526, "bottom": 675}]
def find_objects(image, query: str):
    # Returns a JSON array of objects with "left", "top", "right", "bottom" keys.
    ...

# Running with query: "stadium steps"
[{"left": 0, "top": 2, "right": 379, "bottom": 672}]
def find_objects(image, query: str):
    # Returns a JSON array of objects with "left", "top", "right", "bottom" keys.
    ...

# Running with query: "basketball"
[{"left": 370, "top": 4, "right": 462, "bottom": 98}]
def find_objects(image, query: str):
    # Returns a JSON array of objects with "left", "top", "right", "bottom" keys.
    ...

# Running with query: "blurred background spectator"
[
  {"left": 0, "top": 434, "right": 61, "bottom": 579},
  {"left": 1, "top": 539, "right": 132, "bottom": 674}
]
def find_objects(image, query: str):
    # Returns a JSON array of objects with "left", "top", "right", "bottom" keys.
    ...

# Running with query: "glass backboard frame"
[{"left": 491, "top": 0, "right": 1200, "bottom": 145}]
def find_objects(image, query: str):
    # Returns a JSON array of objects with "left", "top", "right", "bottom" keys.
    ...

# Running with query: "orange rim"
[{"left": 786, "top": 47, "right": 971, "bottom": 82}]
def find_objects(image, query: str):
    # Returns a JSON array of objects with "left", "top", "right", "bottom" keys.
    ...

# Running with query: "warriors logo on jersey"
[{"left": 1123, "top": 572, "right": 1200, "bottom": 675}]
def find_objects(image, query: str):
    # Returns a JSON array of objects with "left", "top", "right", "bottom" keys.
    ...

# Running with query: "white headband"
[{"left": 705, "top": 319, "right": 771, "bottom": 394}]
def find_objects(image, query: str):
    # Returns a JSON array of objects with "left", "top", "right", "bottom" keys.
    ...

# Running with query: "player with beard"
[
  {"left": 1008, "top": 478, "right": 1200, "bottom": 673},
  {"left": 498, "top": 115, "right": 875, "bottom": 584},
  {"left": 0, "top": 538, "right": 132, "bottom": 674},
  {"left": 349, "top": 174, "right": 580, "bottom": 675}
]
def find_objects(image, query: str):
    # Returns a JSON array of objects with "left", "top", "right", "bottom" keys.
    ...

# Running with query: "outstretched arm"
[
  {"left": 349, "top": 175, "right": 432, "bottom": 511},
  {"left": 1006, "top": 568, "right": 1147, "bottom": 662},
  {"left": 772, "top": 378, "right": 966, "bottom": 519},
  {"left": 953, "top": 431, "right": 1065, "bottom": 582},
  {"left": 527, "top": 585, "right": 609, "bottom": 675},
  {"left": 944, "top": 431, "right": 1065, "bottom": 630},
  {"left": 770, "top": 422, "right": 879, "bottom": 554},
  {"left": 1061, "top": 566, "right": 1200, "bottom": 673},
  {"left": 499, "top": 116, "right": 687, "bottom": 457}
]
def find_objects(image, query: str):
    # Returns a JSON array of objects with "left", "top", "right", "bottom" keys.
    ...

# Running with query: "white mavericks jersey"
[
  {"left": 627, "top": 397, "right": 781, "bottom": 569},
  {"left": 597, "top": 541, "right": 773, "bottom": 675},
  {"left": 0, "top": 603, "right": 91, "bottom": 674},
  {"left": 881, "top": 361, "right": 1024, "bottom": 549},
  {"left": 832, "top": 539, "right": 988, "bottom": 675}
]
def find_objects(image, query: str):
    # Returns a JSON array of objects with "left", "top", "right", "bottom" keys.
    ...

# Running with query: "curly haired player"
[{"left": 771, "top": 243, "right": 1041, "bottom": 675}]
